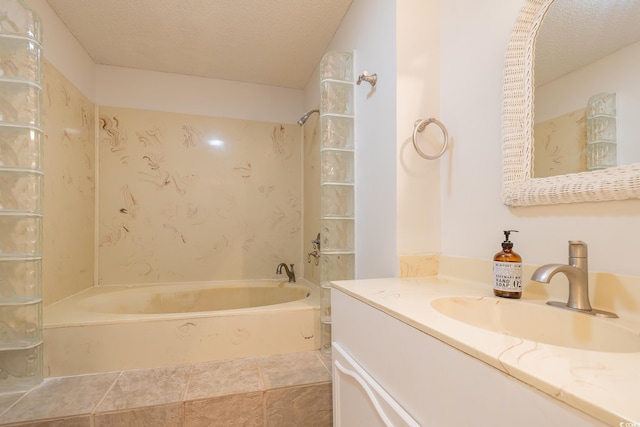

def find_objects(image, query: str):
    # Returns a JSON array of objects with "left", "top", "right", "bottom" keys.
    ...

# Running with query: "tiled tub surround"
[
  {"left": 0, "top": 350, "right": 332, "bottom": 426},
  {"left": 302, "top": 111, "right": 321, "bottom": 286},
  {"left": 42, "top": 60, "right": 96, "bottom": 305},
  {"left": 41, "top": 60, "right": 303, "bottom": 299},
  {"left": 98, "top": 106, "right": 301, "bottom": 285},
  {"left": 43, "top": 280, "right": 320, "bottom": 377},
  {"left": 333, "top": 255, "right": 640, "bottom": 425}
]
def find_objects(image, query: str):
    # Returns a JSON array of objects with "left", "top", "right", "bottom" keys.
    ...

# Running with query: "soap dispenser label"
[{"left": 493, "top": 262, "right": 522, "bottom": 291}]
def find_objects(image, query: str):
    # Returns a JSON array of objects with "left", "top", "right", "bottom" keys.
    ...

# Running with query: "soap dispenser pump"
[{"left": 493, "top": 230, "right": 522, "bottom": 299}]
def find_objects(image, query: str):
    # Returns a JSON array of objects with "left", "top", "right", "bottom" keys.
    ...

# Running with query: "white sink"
[{"left": 431, "top": 296, "right": 640, "bottom": 353}]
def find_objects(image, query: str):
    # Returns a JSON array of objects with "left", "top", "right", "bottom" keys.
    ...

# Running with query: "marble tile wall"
[
  {"left": 42, "top": 61, "right": 95, "bottom": 304},
  {"left": 97, "top": 107, "right": 301, "bottom": 285},
  {"left": 303, "top": 112, "right": 321, "bottom": 285},
  {"left": 0, "top": 350, "right": 332, "bottom": 426},
  {"left": 40, "top": 62, "right": 303, "bottom": 295},
  {"left": 533, "top": 108, "right": 587, "bottom": 178}
]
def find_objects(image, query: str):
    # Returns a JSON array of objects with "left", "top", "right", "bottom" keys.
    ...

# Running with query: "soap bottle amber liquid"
[{"left": 493, "top": 247, "right": 522, "bottom": 299}]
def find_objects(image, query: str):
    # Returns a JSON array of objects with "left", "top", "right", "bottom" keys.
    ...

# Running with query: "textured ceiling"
[
  {"left": 45, "top": 0, "right": 353, "bottom": 89},
  {"left": 535, "top": 0, "right": 640, "bottom": 86}
]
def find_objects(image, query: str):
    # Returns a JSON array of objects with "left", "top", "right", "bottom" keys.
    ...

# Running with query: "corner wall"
[
  {"left": 306, "top": 0, "right": 399, "bottom": 279},
  {"left": 396, "top": 0, "right": 441, "bottom": 257}
]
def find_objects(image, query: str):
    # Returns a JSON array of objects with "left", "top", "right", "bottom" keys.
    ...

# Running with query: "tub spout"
[{"left": 276, "top": 263, "right": 296, "bottom": 283}]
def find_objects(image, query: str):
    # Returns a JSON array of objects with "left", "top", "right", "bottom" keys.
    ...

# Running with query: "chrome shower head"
[{"left": 297, "top": 109, "right": 319, "bottom": 126}]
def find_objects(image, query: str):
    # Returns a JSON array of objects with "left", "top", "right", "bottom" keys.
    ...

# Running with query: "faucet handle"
[
  {"left": 311, "top": 233, "right": 320, "bottom": 250},
  {"left": 568, "top": 240, "right": 587, "bottom": 258}
]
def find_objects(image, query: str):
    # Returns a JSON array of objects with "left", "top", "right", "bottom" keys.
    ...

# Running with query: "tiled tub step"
[{"left": 0, "top": 350, "right": 333, "bottom": 426}]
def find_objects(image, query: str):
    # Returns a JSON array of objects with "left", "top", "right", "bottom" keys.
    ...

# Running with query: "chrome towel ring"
[{"left": 412, "top": 118, "right": 449, "bottom": 160}]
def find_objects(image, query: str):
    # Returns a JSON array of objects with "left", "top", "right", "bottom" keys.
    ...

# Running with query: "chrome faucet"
[
  {"left": 276, "top": 263, "right": 296, "bottom": 283},
  {"left": 531, "top": 241, "right": 617, "bottom": 318}
]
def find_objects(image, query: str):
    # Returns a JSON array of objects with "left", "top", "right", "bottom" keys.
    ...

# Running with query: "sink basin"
[{"left": 431, "top": 296, "right": 640, "bottom": 353}]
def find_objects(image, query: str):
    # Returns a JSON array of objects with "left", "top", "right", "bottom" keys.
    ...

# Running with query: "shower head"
[{"left": 297, "top": 109, "right": 319, "bottom": 126}]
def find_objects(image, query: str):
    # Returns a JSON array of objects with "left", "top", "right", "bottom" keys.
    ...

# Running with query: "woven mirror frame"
[{"left": 502, "top": 0, "right": 640, "bottom": 206}]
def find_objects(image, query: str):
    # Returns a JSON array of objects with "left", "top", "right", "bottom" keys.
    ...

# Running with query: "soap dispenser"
[{"left": 493, "top": 230, "right": 522, "bottom": 299}]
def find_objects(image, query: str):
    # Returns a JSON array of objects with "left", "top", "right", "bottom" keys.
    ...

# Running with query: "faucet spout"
[
  {"left": 276, "top": 263, "right": 296, "bottom": 283},
  {"left": 530, "top": 240, "right": 617, "bottom": 318},
  {"left": 531, "top": 263, "right": 591, "bottom": 311}
]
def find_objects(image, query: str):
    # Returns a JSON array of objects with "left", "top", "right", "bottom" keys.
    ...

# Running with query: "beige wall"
[
  {"left": 95, "top": 66, "right": 303, "bottom": 125},
  {"left": 439, "top": 1, "right": 640, "bottom": 277},
  {"left": 305, "top": 0, "right": 442, "bottom": 277},
  {"left": 42, "top": 61, "right": 95, "bottom": 304},
  {"left": 97, "top": 107, "right": 301, "bottom": 285},
  {"left": 396, "top": 0, "right": 442, "bottom": 257}
]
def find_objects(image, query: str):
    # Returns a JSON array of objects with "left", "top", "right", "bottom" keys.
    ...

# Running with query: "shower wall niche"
[
  {"left": 319, "top": 51, "right": 355, "bottom": 354},
  {"left": 0, "top": 0, "right": 44, "bottom": 392}
]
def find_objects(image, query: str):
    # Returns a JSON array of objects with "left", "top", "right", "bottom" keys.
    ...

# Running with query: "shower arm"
[{"left": 297, "top": 109, "right": 319, "bottom": 126}]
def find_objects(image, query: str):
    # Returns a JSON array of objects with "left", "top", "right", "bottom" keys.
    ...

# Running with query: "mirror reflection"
[{"left": 532, "top": 0, "right": 640, "bottom": 178}]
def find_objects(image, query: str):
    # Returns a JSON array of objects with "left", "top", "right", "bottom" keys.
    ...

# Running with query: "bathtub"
[{"left": 43, "top": 280, "right": 320, "bottom": 377}]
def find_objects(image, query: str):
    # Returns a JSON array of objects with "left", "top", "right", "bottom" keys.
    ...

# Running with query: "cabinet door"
[{"left": 333, "top": 343, "right": 419, "bottom": 427}]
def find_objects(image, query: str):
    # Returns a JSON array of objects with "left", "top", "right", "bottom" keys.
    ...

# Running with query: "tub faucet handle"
[{"left": 312, "top": 233, "right": 321, "bottom": 250}]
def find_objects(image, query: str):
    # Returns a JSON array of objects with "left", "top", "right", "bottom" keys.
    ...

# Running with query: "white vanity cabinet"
[{"left": 331, "top": 288, "right": 606, "bottom": 427}]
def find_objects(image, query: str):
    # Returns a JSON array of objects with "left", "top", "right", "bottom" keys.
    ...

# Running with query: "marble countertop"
[{"left": 332, "top": 275, "right": 640, "bottom": 425}]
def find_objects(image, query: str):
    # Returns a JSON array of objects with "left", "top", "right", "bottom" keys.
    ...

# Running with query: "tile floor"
[{"left": 0, "top": 351, "right": 333, "bottom": 426}]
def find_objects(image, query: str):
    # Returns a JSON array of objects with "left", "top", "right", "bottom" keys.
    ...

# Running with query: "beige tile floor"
[{"left": 0, "top": 351, "right": 333, "bottom": 426}]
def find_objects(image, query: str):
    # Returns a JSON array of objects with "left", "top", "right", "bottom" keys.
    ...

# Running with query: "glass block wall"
[
  {"left": 586, "top": 92, "right": 617, "bottom": 171},
  {"left": 0, "top": 0, "right": 44, "bottom": 391},
  {"left": 319, "top": 51, "right": 355, "bottom": 355}
]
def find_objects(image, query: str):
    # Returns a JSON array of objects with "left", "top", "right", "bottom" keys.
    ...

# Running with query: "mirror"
[
  {"left": 533, "top": 0, "right": 640, "bottom": 178},
  {"left": 502, "top": 0, "right": 640, "bottom": 206}
]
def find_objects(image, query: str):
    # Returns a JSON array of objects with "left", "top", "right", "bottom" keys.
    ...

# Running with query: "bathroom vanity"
[{"left": 331, "top": 267, "right": 640, "bottom": 426}]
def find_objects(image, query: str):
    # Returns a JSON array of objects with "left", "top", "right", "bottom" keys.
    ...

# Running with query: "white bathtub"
[{"left": 43, "top": 280, "right": 320, "bottom": 377}]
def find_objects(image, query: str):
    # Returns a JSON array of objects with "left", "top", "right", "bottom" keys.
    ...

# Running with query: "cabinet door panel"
[{"left": 333, "top": 343, "right": 419, "bottom": 427}]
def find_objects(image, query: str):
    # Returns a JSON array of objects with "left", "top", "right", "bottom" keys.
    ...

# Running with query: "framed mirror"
[{"left": 502, "top": 0, "right": 640, "bottom": 206}]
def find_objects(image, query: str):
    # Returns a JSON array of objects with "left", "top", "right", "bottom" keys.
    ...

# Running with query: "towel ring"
[{"left": 412, "top": 118, "right": 449, "bottom": 160}]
